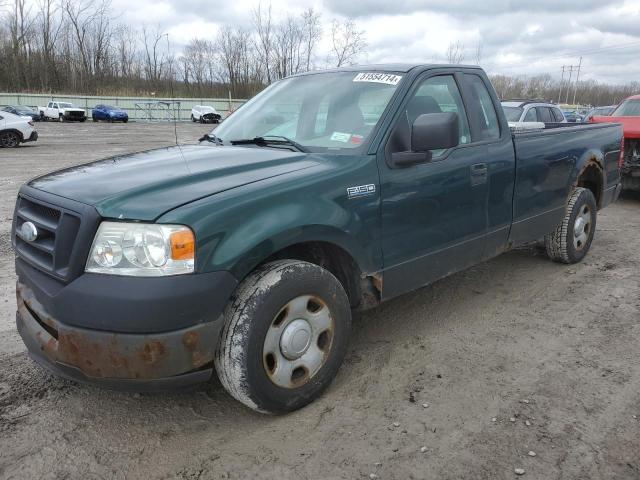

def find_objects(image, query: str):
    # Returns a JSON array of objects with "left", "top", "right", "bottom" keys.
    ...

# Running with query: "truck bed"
[{"left": 508, "top": 121, "right": 622, "bottom": 245}]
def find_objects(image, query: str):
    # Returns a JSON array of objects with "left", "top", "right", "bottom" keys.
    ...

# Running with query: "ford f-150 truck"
[
  {"left": 590, "top": 94, "right": 640, "bottom": 191},
  {"left": 13, "top": 64, "right": 623, "bottom": 414}
]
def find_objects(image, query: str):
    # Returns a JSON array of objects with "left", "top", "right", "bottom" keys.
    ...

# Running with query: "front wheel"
[
  {"left": 58, "top": 115, "right": 64, "bottom": 122},
  {"left": 545, "top": 187, "right": 597, "bottom": 264},
  {"left": 0, "top": 131, "right": 20, "bottom": 148},
  {"left": 215, "top": 260, "right": 351, "bottom": 414}
]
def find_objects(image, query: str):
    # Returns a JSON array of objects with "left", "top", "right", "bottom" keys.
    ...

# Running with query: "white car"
[
  {"left": 38, "top": 101, "right": 87, "bottom": 122},
  {"left": 0, "top": 111, "right": 38, "bottom": 148},
  {"left": 191, "top": 105, "right": 221, "bottom": 124},
  {"left": 502, "top": 100, "right": 567, "bottom": 124}
]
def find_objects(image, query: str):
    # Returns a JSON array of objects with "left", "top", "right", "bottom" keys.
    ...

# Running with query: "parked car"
[
  {"left": 14, "top": 64, "right": 622, "bottom": 414},
  {"left": 590, "top": 95, "right": 640, "bottom": 191},
  {"left": 191, "top": 105, "right": 221, "bottom": 124},
  {"left": 501, "top": 100, "right": 566, "bottom": 124},
  {"left": 0, "top": 111, "right": 38, "bottom": 147},
  {"left": 584, "top": 105, "right": 616, "bottom": 122},
  {"left": 92, "top": 105, "right": 129, "bottom": 123},
  {"left": 562, "top": 110, "right": 583, "bottom": 123},
  {"left": 1, "top": 105, "right": 40, "bottom": 122},
  {"left": 38, "top": 101, "right": 87, "bottom": 122}
]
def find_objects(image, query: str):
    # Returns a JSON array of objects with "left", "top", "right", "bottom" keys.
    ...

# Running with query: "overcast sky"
[{"left": 110, "top": 0, "right": 640, "bottom": 84}]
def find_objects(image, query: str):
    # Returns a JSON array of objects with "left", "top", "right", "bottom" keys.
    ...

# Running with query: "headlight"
[{"left": 86, "top": 222, "right": 195, "bottom": 276}]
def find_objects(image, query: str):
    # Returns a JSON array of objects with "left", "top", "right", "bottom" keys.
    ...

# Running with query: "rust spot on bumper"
[{"left": 16, "top": 282, "right": 219, "bottom": 381}]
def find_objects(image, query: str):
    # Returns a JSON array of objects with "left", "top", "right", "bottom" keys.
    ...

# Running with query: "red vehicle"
[{"left": 591, "top": 95, "right": 640, "bottom": 191}]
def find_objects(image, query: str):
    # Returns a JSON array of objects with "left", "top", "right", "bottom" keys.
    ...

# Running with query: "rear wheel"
[
  {"left": 0, "top": 131, "right": 20, "bottom": 148},
  {"left": 545, "top": 187, "right": 597, "bottom": 264},
  {"left": 215, "top": 260, "right": 351, "bottom": 414}
]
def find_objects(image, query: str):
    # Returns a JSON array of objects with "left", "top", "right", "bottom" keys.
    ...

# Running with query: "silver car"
[{"left": 502, "top": 100, "right": 567, "bottom": 124}]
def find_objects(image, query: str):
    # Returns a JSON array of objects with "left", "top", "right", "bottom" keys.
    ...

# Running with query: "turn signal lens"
[{"left": 170, "top": 230, "right": 195, "bottom": 260}]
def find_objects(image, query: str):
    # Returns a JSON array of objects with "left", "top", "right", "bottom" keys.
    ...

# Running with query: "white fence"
[{"left": 0, "top": 92, "right": 246, "bottom": 121}]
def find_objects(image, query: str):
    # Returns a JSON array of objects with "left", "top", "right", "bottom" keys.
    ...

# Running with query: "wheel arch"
[
  {"left": 0, "top": 128, "right": 24, "bottom": 142},
  {"left": 220, "top": 226, "right": 380, "bottom": 309},
  {"left": 573, "top": 151, "right": 605, "bottom": 208}
]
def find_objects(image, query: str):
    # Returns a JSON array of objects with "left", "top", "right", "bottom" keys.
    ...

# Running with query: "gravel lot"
[{"left": 0, "top": 122, "right": 639, "bottom": 480}]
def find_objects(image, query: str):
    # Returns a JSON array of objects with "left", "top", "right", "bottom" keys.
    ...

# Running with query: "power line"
[{"left": 484, "top": 39, "right": 640, "bottom": 71}]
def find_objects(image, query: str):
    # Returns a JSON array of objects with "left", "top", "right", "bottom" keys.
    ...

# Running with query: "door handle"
[{"left": 470, "top": 163, "right": 488, "bottom": 186}]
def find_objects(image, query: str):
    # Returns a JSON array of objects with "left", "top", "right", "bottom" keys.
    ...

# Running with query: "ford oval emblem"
[{"left": 20, "top": 222, "right": 38, "bottom": 242}]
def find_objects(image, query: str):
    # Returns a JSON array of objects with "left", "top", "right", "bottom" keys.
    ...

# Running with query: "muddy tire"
[
  {"left": 215, "top": 260, "right": 351, "bottom": 414},
  {"left": 545, "top": 187, "right": 597, "bottom": 264}
]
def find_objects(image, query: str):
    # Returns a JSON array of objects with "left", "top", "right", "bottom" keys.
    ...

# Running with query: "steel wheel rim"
[
  {"left": 573, "top": 204, "right": 591, "bottom": 251},
  {"left": 263, "top": 295, "right": 335, "bottom": 389}
]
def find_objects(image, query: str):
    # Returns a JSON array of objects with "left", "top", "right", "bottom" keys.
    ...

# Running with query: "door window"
[
  {"left": 404, "top": 75, "right": 471, "bottom": 156},
  {"left": 536, "top": 107, "right": 553, "bottom": 123},
  {"left": 552, "top": 108, "right": 565, "bottom": 122},
  {"left": 523, "top": 108, "right": 537, "bottom": 122},
  {"left": 464, "top": 74, "right": 500, "bottom": 140}
]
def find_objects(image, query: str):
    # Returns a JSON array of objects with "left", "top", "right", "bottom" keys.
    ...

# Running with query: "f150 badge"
[{"left": 347, "top": 184, "right": 376, "bottom": 199}]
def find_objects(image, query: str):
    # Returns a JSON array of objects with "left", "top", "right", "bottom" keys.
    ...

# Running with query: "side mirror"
[
  {"left": 390, "top": 112, "right": 460, "bottom": 168},
  {"left": 412, "top": 112, "right": 459, "bottom": 152}
]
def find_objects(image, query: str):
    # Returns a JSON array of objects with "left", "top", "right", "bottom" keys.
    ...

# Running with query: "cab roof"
[{"left": 291, "top": 63, "right": 483, "bottom": 77}]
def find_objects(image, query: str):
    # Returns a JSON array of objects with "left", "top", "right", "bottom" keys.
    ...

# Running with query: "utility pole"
[
  {"left": 558, "top": 66, "right": 565, "bottom": 104},
  {"left": 565, "top": 65, "right": 574, "bottom": 105},
  {"left": 572, "top": 56, "right": 582, "bottom": 106}
]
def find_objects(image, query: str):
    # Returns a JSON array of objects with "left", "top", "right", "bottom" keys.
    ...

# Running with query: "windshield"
[
  {"left": 104, "top": 105, "right": 120, "bottom": 110},
  {"left": 213, "top": 71, "right": 404, "bottom": 151},
  {"left": 502, "top": 106, "right": 523, "bottom": 122},
  {"left": 14, "top": 106, "right": 32, "bottom": 113},
  {"left": 612, "top": 99, "right": 640, "bottom": 117},
  {"left": 58, "top": 102, "right": 74, "bottom": 108}
]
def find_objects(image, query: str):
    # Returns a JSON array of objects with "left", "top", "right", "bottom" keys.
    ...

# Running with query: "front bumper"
[
  {"left": 16, "top": 260, "right": 237, "bottom": 391},
  {"left": 23, "top": 131, "right": 38, "bottom": 143}
]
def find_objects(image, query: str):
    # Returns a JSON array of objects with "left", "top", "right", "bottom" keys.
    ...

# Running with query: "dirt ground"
[{"left": 0, "top": 122, "right": 638, "bottom": 480}]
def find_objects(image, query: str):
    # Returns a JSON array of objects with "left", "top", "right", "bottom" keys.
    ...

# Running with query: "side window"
[
  {"left": 523, "top": 108, "right": 537, "bottom": 122},
  {"left": 47, "top": 102, "right": 52, "bottom": 108},
  {"left": 536, "top": 107, "right": 553, "bottom": 123},
  {"left": 464, "top": 74, "right": 500, "bottom": 140},
  {"left": 409, "top": 75, "right": 471, "bottom": 152},
  {"left": 553, "top": 108, "right": 565, "bottom": 122},
  {"left": 53, "top": 103, "right": 58, "bottom": 109}
]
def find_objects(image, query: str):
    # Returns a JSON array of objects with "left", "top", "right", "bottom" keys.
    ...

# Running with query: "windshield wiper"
[
  {"left": 229, "top": 136, "right": 309, "bottom": 153},
  {"left": 199, "top": 133, "right": 224, "bottom": 145}
]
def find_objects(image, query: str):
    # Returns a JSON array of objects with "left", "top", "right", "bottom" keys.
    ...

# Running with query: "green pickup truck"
[{"left": 13, "top": 64, "right": 623, "bottom": 414}]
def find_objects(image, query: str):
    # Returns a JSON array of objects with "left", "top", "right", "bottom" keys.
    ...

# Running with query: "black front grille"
[{"left": 13, "top": 194, "right": 82, "bottom": 280}]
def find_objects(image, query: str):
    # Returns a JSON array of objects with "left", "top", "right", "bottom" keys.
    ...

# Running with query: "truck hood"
[
  {"left": 60, "top": 108, "right": 86, "bottom": 112},
  {"left": 591, "top": 116, "right": 640, "bottom": 139},
  {"left": 28, "top": 145, "right": 319, "bottom": 220}
]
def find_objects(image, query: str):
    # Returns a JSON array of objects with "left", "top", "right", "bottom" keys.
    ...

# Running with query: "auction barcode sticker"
[{"left": 353, "top": 72, "right": 403, "bottom": 85}]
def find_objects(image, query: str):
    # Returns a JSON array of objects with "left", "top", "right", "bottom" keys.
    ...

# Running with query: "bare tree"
[
  {"left": 446, "top": 41, "right": 465, "bottom": 64},
  {"left": 142, "top": 25, "right": 168, "bottom": 85},
  {"left": 301, "top": 7, "right": 321, "bottom": 71},
  {"left": 252, "top": 2, "right": 273, "bottom": 83},
  {"left": 329, "top": 19, "right": 366, "bottom": 67},
  {"left": 474, "top": 40, "right": 483, "bottom": 65}
]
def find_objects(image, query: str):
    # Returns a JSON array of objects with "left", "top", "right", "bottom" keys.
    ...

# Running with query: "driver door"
[{"left": 378, "top": 72, "right": 490, "bottom": 299}]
